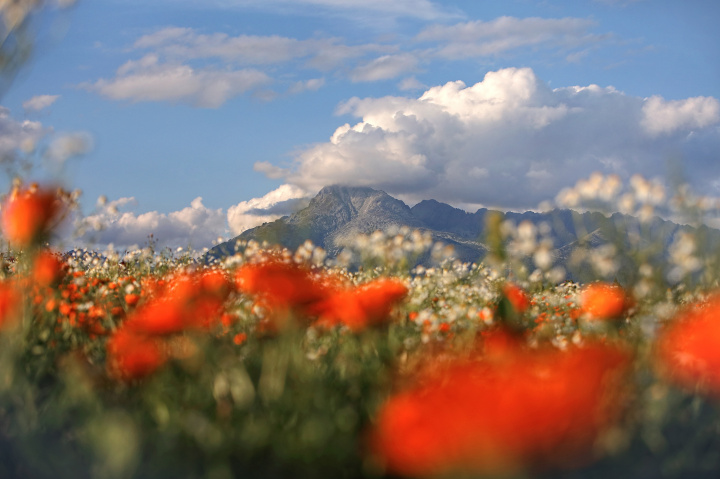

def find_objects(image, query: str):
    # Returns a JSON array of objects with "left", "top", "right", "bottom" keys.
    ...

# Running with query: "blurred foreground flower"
[
  {"left": 31, "top": 249, "right": 67, "bottom": 286},
  {"left": 656, "top": 293, "right": 720, "bottom": 396},
  {"left": 1, "top": 183, "right": 66, "bottom": 247},
  {"left": 502, "top": 282, "right": 530, "bottom": 313},
  {"left": 581, "top": 282, "right": 629, "bottom": 320},
  {"left": 311, "top": 278, "right": 408, "bottom": 331},
  {"left": 106, "top": 328, "right": 167, "bottom": 381},
  {"left": 106, "top": 269, "right": 235, "bottom": 381},
  {"left": 124, "top": 269, "right": 234, "bottom": 335},
  {"left": 236, "top": 259, "right": 334, "bottom": 328},
  {"left": 370, "top": 341, "right": 631, "bottom": 477},
  {"left": 236, "top": 259, "right": 407, "bottom": 331},
  {"left": 0, "top": 279, "right": 20, "bottom": 329}
]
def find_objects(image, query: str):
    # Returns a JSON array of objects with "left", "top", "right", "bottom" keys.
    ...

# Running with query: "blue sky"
[{"left": 1, "top": 0, "right": 719, "bottom": 250}]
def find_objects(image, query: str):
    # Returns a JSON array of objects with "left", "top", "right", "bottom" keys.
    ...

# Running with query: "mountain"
[
  {"left": 207, "top": 185, "right": 490, "bottom": 263},
  {"left": 207, "top": 185, "right": 720, "bottom": 280}
]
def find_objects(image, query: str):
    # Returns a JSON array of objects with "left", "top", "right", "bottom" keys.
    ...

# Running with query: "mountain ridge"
[{"left": 207, "top": 185, "right": 720, "bottom": 280}]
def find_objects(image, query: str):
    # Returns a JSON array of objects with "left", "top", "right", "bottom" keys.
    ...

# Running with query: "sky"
[{"left": 0, "top": 0, "right": 719, "bottom": 251}]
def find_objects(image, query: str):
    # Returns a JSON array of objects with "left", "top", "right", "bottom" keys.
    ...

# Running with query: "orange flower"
[
  {"left": 656, "top": 294, "right": 720, "bottom": 395},
  {"left": 124, "top": 270, "right": 234, "bottom": 335},
  {"left": 32, "top": 250, "right": 66, "bottom": 287},
  {"left": 503, "top": 283, "right": 530, "bottom": 313},
  {"left": 106, "top": 329, "right": 167, "bottom": 381},
  {"left": 581, "top": 282, "right": 628, "bottom": 320},
  {"left": 311, "top": 278, "right": 408, "bottom": 331},
  {"left": 236, "top": 260, "right": 330, "bottom": 311},
  {"left": 1, "top": 184, "right": 64, "bottom": 247},
  {"left": 0, "top": 280, "right": 20, "bottom": 330},
  {"left": 125, "top": 295, "right": 188, "bottom": 336},
  {"left": 124, "top": 293, "right": 140, "bottom": 307},
  {"left": 370, "top": 342, "right": 631, "bottom": 477}
]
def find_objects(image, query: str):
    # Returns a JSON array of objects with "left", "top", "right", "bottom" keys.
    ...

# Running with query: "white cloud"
[
  {"left": 350, "top": 54, "right": 418, "bottom": 82},
  {"left": 258, "top": 67, "right": 720, "bottom": 209},
  {"left": 641, "top": 95, "right": 720, "bottom": 136},
  {"left": 87, "top": 14, "right": 616, "bottom": 108},
  {"left": 22, "top": 94, "right": 60, "bottom": 112},
  {"left": 44, "top": 132, "right": 93, "bottom": 165},
  {"left": 86, "top": 55, "right": 271, "bottom": 108},
  {"left": 416, "top": 16, "right": 606, "bottom": 59},
  {"left": 0, "top": 106, "right": 47, "bottom": 159},
  {"left": 288, "top": 78, "right": 325, "bottom": 94},
  {"left": 134, "top": 28, "right": 389, "bottom": 70},
  {"left": 227, "top": 184, "right": 310, "bottom": 235},
  {"left": 399, "top": 76, "right": 427, "bottom": 91},
  {"left": 205, "top": 0, "right": 461, "bottom": 21},
  {"left": 79, "top": 197, "right": 227, "bottom": 250}
]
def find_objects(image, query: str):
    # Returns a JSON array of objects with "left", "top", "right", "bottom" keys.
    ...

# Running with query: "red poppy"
[
  {"left": 0, "top": 280, "right": 20, "bottom": 330},
  {"left": 1, "top": 184, "right": 64, "bottom": 247},
  {"left": 503, "top": 283, "right": 530, "bottom": 313},
  {"left": 32, "top": 250, "right": 66, "bottom": 287},
  {"left": 124, "top": 270, "right": 234, "bottom": 335},
  {"left": 106, "top": 329, "right": 167, "bottom": 381},
  {"left": 125, "top": 298, "right": 187, "bottom": 336},
  {"left": 581, "top": 283, "right": 628, "bottom": 320},
  {"left": 370, "top": 341, "right": 631, "bottom": 477},
  {"left": 656, "top": 293, "right": 720, "bottom": 396},
  {"left": 312, "top": 278, "right": 408, "bottom": 331},
  {"left": 236, "top": 260, "right": 331, "bottom": 311}
]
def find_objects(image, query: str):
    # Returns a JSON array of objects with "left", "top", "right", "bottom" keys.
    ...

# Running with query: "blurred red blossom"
[
  {"left": 311, "top": 278, "right": 408, "bottom": 331},
  {"left": 503, "top": 282, "right": 530, "bottom": 313},
  {"left": 656, "top": 293, "right": 720, "bottom": 396},
  {"left": 581, "top": 282, "right": 629, "bottom": 320},
  {"left": 0, "top": 280, "right": 21, "bottom": 330},
  {"left": 1, "top": 183, "right": 66, "bottom": 247},
  {"left": 370, "top": 340, "right": 631, "bottom": 477},
  {"left": 106, "top": 329, "right": 167, "bottom": 381}
]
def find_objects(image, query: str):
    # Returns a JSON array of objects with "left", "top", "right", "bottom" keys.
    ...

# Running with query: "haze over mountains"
[{"left": 207, "top": 185, "right": 720, "bottom": 280}]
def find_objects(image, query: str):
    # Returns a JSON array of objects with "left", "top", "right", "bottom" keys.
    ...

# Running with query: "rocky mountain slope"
[{"left": 207, "top": 185, "right": 720, "bottom": 279}]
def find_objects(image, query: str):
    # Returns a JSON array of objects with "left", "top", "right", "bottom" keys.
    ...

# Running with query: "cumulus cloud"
[
  {"left": 259, "top": 67, "right": 720, "bottom": 209},
  {"left": 641, "top": 95, "right": 720, "bottom": 136},
  {"left": 22, "top": 94, "right": 60, "bottom": 112},
  {"left": 86, "top": 54, "right": 271, "bottom": 108},
  {"left": 416, "top": 16, "right": 607, "bottom": 59},
  {"left": 80, "top": 197, "right": 227, "bottom": 250},
  {"left": 227, "top": 184, "right": 310, "bottom": 235}
]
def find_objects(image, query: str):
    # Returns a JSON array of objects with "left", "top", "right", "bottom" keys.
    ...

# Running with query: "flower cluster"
[{"left": 371, "top": 334, "right": 632, "bottom": 477}]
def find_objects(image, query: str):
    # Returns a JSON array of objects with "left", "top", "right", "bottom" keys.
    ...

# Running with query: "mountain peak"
[{"left": 317, "top": 184, "right": 381, "bottom": 197}]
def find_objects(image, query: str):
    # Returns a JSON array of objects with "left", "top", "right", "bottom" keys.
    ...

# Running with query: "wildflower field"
[{"left": 3, "top": 176, "right": 720, "bottom": 479}]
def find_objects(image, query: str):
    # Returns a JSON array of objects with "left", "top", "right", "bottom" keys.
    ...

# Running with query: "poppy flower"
[
  {"left": 503, "top": 283, "right": 530, "bottom": 313},
  {"left": 32, "top": 250, "right": 67, "bottom": 287},
  {"left": 236, "top": 260, "right": 331, "bottom": 311},
  {"left": 1, "top": 184, "right": 64, "bottom": 247},
  {"left": 125, "top": 298, "right": 187, "bottom": 336},
  {"left": 106, "top": 329, "right": 167, "bottom": 381},
  {"left": 581, "top": 283, "right": 628, "bottom": 320},
  {"left": 370, "top": 342, "right": 631, "bottom": 477},
  {"left": 121, "top": 270, "right": 236, "bottom": 336},
  {"left": 656, "top": 294, "right": 720, "bottom": 396},
  {"left": 0, "top": 280, "right": 20, "bottom": 330},
  {"left": 311, "top": 278, "right": 408, "bottom": 331}
]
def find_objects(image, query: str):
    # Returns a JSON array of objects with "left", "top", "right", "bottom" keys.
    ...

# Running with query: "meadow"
[{"left": 2, "top": 175, "right": 720, "bottom": 478}]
